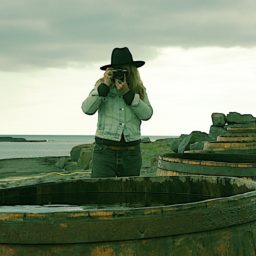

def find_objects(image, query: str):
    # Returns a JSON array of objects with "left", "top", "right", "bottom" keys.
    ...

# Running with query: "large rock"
[
  {"left": 189, "top": 141, "right": 205, "bottom": 151},
  {"left": 70, "top": 144, "right": 92, "bottom": 162},
  {"left": 170, "top": 135, "right": 187, "bottom": 153},
  {"left": 64, "top": 161, "right": 81, "bottom": 171},
  {"left": 211, "top": 113, "right": 226, "bottom": 127},
  {"left": 55, "top": 157, "right": 69, "bottom": 169},
  {"left": 178, "top": 131, "right": 212, "bottom": 153},
  {"left": 209, "top": 125, "right": 227, "bottom": 140},
  {"left": 78, "top": 148, "right": 92, "bottom": 170},
  {"left": 141, "top": 137, "right": 151, "bottom": 143},
  {"left": 226, "top": 112, "right": 256, "bottom": 124}
]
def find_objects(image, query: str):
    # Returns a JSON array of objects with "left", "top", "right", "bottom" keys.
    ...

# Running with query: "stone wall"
[
  {"left": 172, "top": 111, "right": 256, "bottom": 153},
  {"left": 210, "top": 112, "right": 256, "bottom": 139}
]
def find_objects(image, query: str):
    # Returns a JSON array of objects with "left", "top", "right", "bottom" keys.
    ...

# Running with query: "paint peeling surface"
[{"left": 0, "top": 176, "right": 256, "bottom": 255}]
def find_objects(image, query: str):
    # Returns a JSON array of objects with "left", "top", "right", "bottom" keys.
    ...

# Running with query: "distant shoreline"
[
  {"left": 0, "top": 136, "right": 47, "bottom": 143},
  {"left": 0, "top": 135, "right": 177, "bottom": 160}
]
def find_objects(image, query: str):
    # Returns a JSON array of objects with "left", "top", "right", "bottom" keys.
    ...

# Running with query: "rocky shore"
[
  {"left": 0, "top": 136, "right": 178, "bottom": 184},
  {"left": 0, "top": 111, "right": 255, "bottom": 184},
  {"left": 0, "top": 136, "right": 47, "bottom": 142},
  {"left": 170, "top": 111, "right": 256, "bottom": 153}
]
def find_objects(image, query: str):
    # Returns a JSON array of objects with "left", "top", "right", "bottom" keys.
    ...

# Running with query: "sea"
[{"left": 0, "top": 135, "right": 174, "bottom": 160}]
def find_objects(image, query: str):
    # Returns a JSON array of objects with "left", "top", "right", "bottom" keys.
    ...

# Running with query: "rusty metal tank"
[
  {"left": 203, "top": 127, "right": 256, "bottom": 153},
  {"left": 1, "top": 176, "right": 256, "bottom": 255},
  {"left": 203, "top": 141, "right": 256, "bottom": 153},
  {"left": 157, "top": 153, "right": 256, "bottom": 179},
  {"left": 217, "top": 133, "right": 256, "bottom": 142}
]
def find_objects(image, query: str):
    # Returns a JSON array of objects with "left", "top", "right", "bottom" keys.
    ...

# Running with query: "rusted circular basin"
[
  {"left": 1, "top": 176, "right": 256, "bottom": 255},
  {"left": 217, "top": 133, "right": 256, "bottom": 142},
  {"left": 157, "top": 153, "right": 256, "bottom": 178},
  {"left": 203, "top": 141, "right": 256, "bottom": 152},
  {"left": 227, "top": 127, "right": 256, "bottom": 133}
]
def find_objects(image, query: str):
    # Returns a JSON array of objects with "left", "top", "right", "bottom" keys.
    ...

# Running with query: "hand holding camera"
[
  {"left": 104, "top": 68, "right": 129, "bottom": 92},
  {"left": 111, "top": 69, "right": 128, "bottom": 82}
]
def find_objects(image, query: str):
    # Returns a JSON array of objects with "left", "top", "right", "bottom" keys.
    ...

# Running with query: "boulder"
[
  {"left": 170, "top": 135, "right": 187, "bottom": 153},
  {"left": 70, "top": 144, "right": 92, "bottom": 162},
  {"left": 189, "top": 142, "right": 205, "bottom": 151},
  {"left": 226, "top": 112, "right": 256, "bottom": 124},
  {"left": 64, "top": 161, "right": 81, "bottom": 171},
  {"left": 55, "top": 157, "right": 69, "bottom": 169},
  {"left": 211, "top": 113, "right": 226, "bottom": 127},
  {"left": 178, "top": 131, "right": 212, "bottom": 153},
  {"left": 209, "top": 125, "right": 227, "bottom": 140},
  {"left": 78, "top": 148, "right": 92, "bottom": 170},
  {"left": 141, "top": 137, "right": 151, "bottom": 143}
]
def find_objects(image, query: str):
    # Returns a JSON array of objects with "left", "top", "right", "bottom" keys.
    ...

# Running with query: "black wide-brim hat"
[{"left": 100, "top": 47, "right": 145, "bottom": 70}]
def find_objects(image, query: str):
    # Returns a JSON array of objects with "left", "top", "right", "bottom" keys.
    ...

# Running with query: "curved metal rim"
[
  {"left": 0, "top": 176, "right": 256, "bottom": 244},
  {"left": 160, "top": 156, "right": 256, "bottom": 168},
  {"left": 158, "top": 153, "right": 256, "bottom": 176}
]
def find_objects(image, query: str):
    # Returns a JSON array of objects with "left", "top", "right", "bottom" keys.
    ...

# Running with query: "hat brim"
[{"left": 100, "top": 61, "right": 145, "bottom": 70}]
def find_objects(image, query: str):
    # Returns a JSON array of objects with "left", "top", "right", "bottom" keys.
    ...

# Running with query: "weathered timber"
[{"left": 1, "top": 176, "right": 256, "bottom": 255}]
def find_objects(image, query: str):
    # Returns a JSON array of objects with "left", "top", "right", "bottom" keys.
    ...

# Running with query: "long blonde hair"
[{"left": 124, "top": 64, "right": 145, "bottom": 99}]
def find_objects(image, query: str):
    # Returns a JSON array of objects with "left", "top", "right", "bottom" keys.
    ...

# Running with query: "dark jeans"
[{"left": 91, "top": 144, "right": 142, "bottom": 178}]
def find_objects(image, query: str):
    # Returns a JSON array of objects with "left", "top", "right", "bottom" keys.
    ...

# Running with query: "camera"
[{"left": 111, "top": 69, "right": 128, "bottom": 82}]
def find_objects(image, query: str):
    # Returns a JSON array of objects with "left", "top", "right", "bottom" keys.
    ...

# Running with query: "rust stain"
[
  {"left": 162, "top": 157, "right": 182, "bottom": 163},
  {"left": 0, "top": 213, "right": 23, "bottom": 221},
  {"left": 156, "top": 169, "right": 186, "bottom": 177},
  {"left": 0, "top": 245, "right": 16, "bottom": 256},
  {"left": 59, "top": 223, "right": 68, "bottom": 228},
  {"left": 143, "top": 208, "right": 161, "bottom": 215},
  {"left": 215, "top": 232, "right": 231, "bottom": 254},
  {"left": 218, "top": 136, "right": 256, "bottom": 142},
  {"left": 68, "top": 212, "right": 89, "bottom": 218},
  {"left": 162, "top": 206, "right": 179, "bottom": 214},
  {"left": 160, "top": 157, "right": 254, "bottom": 168},
  {"left": 89, "top": 211, "right": 113, "bottom": 219},
  {"left": 205, "top": 141, "right": 256, "bottom": 150},
  {"left": 25, "top": 213, "right": 48, "bottom": 219},
  {"left": 120, "top": 243, "right": 135, "bottom": 256},
  {"left": 90, "top": 246, "right": 115, "bottom": 256}
]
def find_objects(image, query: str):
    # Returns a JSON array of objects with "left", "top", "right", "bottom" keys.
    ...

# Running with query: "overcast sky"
[{"left": 1, "top": 0, "right": 256, "bottom": 136}]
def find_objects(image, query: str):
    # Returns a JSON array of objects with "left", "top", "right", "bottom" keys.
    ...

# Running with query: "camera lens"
[{"left": 112, "top": 69, "right": 128, "bottom": 81}]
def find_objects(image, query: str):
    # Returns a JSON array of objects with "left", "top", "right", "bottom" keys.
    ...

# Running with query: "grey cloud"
[{"left": 0, "top": 0, "right": 255, "bottom": 70}]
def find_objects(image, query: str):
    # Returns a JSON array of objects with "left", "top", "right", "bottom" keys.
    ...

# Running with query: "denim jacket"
[{"left": 81, "top": 81, "right": 153, "bottom": 142}]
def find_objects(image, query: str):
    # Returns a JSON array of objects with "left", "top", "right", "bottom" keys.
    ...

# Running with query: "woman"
[{"left": 81, "top": 47, "right": 153, "bottom": 178}]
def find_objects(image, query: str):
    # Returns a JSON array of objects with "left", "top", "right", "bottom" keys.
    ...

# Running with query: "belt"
[{"left": 104, "top": 145, "right": 137, "bottom": 151}]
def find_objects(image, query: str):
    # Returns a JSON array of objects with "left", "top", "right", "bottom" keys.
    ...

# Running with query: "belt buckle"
[{"left": 109, "top": 145, "right": 135, "bottom": 151}]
